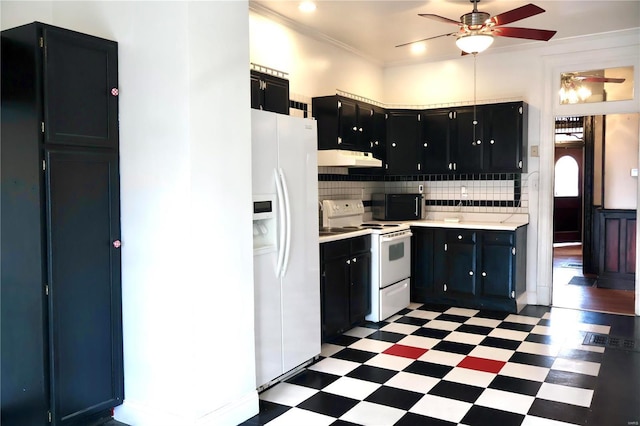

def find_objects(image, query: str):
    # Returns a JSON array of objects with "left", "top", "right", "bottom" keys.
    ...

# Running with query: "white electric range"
[{"left": 322, "top": 200, "right": 412, "bottom": 322}]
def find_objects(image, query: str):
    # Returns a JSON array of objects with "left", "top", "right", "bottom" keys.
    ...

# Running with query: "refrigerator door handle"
[
  {"left": 279, "top": 168, "right": 292, "bottom": 276},
  {"left": 274, "top": 168, "right": 286, "bottom": 277}
]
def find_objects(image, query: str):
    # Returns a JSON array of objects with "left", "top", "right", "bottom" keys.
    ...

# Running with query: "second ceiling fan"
[{"left": 397, "top": 0, "right": 557, "bottom": 54}]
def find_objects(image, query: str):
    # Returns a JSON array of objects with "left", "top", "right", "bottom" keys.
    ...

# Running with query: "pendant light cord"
[{"left": 473, "top": 53, "right": 477, "bottom": 144}]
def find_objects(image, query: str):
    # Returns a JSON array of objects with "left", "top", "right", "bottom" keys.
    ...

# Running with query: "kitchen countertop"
[{"left": 319, "top": 212, "right": 529, "bottom": 243}]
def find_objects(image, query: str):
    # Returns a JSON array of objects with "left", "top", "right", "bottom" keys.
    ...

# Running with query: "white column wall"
[{"left": 1, "top": 1, "right": 257, "bottom": 424}]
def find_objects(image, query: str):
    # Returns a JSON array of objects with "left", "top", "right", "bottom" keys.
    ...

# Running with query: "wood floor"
[{"left": 552, "top": 243, "right": 636, "bottom": 315}]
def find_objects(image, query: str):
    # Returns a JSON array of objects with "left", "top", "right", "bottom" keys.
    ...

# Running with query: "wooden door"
[{"left": 554, "top": 146, "right": 584, "bottom": 243}]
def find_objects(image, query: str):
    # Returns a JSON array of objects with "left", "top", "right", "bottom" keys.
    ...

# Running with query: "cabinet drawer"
[
  {"left": 321, "top": 235, "right": 371, "bottom": 260},
  {"left": 350, "top": 235, "right": 371, "bottom": 254},
  {"left": 483, "top": 232, "right": 514, "bottom": 245},
  {"left": 321, "top": 239, "right": 351, "bottom": 260},
  {"left": 446, "top": 230, "right": 476, "bottom": 243}
]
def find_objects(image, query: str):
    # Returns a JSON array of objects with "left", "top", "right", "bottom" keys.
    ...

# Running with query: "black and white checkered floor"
[{"left": 242, "top": 303, "right": 640, "bottom": 426}]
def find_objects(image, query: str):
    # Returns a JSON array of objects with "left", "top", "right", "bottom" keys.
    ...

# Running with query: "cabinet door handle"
[
  {"left": 392, "top": 142, "right": 397, "bottom": 147},
  {"left": 359, "top": 128, "right": 363, "bottom": 132},
  {"left": 482, "top": 272, "right": 487, "bottom": 277},
  {"left": 490, "top": 139, "right": 495, "bottom": 144},
  {"left": 113, "top": 240, "right": 122, "bottom": 249},
  {"left": 458, "top": 235, "right": 463, "bottom": 239},
  {"left": 469, "top": 271, "right": 473, "bottom": 276},
  {"left": 352, "top": 258, "right": 357, "bottom": 263},
  {"left": 346, "top": 259, "right": 351, "bottom": 265},
  {"left": 477, "top": 140, "right": 482, "bottom": 145},
  {"left": 353, "top": 126, "right": 358, "bottom": 131},
  {"left": 444, "top": 284, "right": 447, "bottom": 292}
]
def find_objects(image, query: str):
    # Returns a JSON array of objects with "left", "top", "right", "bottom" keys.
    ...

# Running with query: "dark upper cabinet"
[
  {"left": 43, "top": 25, "right": 118, "bottom": 149},
  {"left": 421, "top": 108, "right": 452, "bottom": 174},
  {"left": 250, "top": 70, "right": 290, "bottom": 115},
  {"left": 370, "top": 105, "right": 387, "bottom": 161},
  {"left": 483, "top": 102, "right": 527, "bottom": 173},
  {"left": 450, "top": 107, "right": 484, "bottom": 173},
  {"left": 420, "top": 102, "right": 527, "bottom": 175},
  {"left": 1, "top": 22, "right": 123, "bottom": 426},
  {"left": 313, "top": 96, "right": 381, "bottom": 153},
  {"left": 386, "top": 110, "right": 421, "bottom": 175}
]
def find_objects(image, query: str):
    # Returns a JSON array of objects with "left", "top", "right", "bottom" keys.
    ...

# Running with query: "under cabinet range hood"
[{"left": 317, "top": 149, "right": 382, "bottom": 167}]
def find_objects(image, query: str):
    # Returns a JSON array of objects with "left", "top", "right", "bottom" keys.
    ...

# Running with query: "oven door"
[{"left": 379, "top": 231, "right": 412, "bottom": 288}]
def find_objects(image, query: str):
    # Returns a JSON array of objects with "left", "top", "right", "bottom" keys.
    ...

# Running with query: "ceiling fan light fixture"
[{"left": 455, "top": 33, "right": 494, "bottom": 54}]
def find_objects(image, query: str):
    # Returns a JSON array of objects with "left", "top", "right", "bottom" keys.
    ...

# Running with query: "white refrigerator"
[{"left": 251, "top": 109, "right": 320, "bottom": 389}]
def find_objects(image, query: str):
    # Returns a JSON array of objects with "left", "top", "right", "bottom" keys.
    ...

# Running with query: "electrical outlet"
[
  {"left": 461, "top": 186, "right": 468, "bottom": 199},
  {"left": 531, "top": 145, "right": 539, "bottom": 157},
  {"left": 418, "top": 184, "right": 424, "bottom": 193}
]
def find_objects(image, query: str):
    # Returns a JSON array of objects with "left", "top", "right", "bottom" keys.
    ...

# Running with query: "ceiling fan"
[
  {"left": 561, "top": 73, "right": 626, "bottom": 85},
  {"left": 397, "top": 0, "right": 557, "bottom": 54}
]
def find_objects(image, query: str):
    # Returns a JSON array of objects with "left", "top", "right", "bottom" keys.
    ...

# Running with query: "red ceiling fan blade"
[
  {"left": 419, "top": 13, "right": 462, "bottom": 26},
  {"left": 395, "top": 32, "right": 458, "bottom": 48},
  {"left": 490, "top": 3, "right": 545, "bottom": 26},
  {"left": 574, "top": 76, "right": 626, "bottom": 84},
  {"left": 493, "top": 27, "right": 557, "bottom": 41}
]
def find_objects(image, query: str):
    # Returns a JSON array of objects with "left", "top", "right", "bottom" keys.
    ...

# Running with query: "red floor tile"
[
  {"left": 458, "top": 356, "right": 506, "bottom": 374},
  {"left": 383, "top": 344, "right": 428, "bottom": 359}
]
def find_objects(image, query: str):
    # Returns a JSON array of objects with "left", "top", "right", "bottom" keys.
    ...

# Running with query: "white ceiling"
[{"left": 250, "top": 0, "right": 640, "bottom": 66}]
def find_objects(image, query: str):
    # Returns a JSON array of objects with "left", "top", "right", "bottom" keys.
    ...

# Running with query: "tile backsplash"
[{"left": 318, "top": 167, "right": 532, "bottom": 215}]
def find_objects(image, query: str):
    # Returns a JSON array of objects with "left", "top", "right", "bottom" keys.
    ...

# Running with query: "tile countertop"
[
  {"left": 409, "top": 212, "right": 530, "bottom": 231},
  {"left": 319, "top": 212, "right": 529, "bottom": 243}
]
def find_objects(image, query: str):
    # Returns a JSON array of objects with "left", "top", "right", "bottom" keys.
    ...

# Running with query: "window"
[{"left": 554, "top": 155, "right": 579, "bottom": 197}]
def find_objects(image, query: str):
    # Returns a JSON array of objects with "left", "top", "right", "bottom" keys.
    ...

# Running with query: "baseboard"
[{"left": 114, "top": 391, "right": 259, "bottom": 426}]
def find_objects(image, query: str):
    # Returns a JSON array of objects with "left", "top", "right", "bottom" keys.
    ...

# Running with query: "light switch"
[{"left": 631, "top": 168, "right": 638, "bottom": 177}]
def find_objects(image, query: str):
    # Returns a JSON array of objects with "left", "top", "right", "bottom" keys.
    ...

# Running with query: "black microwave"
[{"left": 372, "top": 193, "right": 423, "bottom": 220}]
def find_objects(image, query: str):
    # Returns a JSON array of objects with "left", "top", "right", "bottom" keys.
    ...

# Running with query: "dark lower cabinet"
[
  {"left": 320, "top": 236, "right": 371, "bottom": 341},
  {"left": 1, "top": 22, "right": 123, "bottom": 426},
  {"left": 411, "top": 226, "right": 527, "bottom": 312},
  {"left": 442, "top": 230, "right": 477, "bottom": 297}
]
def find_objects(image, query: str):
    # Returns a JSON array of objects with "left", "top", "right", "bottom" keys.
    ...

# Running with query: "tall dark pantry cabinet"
[{"left": 1, "top": 23, "right": 124, "bottom": 426}]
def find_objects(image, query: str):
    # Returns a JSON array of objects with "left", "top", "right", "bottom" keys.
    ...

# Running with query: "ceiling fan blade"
[
  {"left": 418, "top": 13, "right": 462, "bottom": 26},
  {"left": 395, "top": 32, "right": 457, "bottom": 48},
  {"left": 574, "top": 76, "right": 626, "bottom": 84},
  {"left": 493, "top": 27, "right": 557, "bottom": 41},
  {"left": 490, "top": 3, "right": 545, "bottom": 26}
]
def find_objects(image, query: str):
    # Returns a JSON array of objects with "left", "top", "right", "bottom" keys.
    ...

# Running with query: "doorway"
[{"left": 551, "top": 114, "right": 637, "bottom": 315}]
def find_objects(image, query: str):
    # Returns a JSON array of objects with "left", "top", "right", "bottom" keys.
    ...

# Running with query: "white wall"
[
  {"left": 605, "top": 114, "right": 640, "bottom": 209},
  {"left": 249, "top": 10, "right": 383, "bottom": 101},
  {"left": 1, "top": 1, "right": 258, "bottom": 424}
]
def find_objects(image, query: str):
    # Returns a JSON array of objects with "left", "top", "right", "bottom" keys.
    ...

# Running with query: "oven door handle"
[{"left": 380, "top": 231, "right": 412, "bottom": 243}]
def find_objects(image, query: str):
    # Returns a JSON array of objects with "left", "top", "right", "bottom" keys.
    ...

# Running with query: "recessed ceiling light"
[
  {"left": 299, "top": 1, "right": 316, "bottom": 13},
  {"left": 410, "top": 43, "right": 426, "bottom": 55}
]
